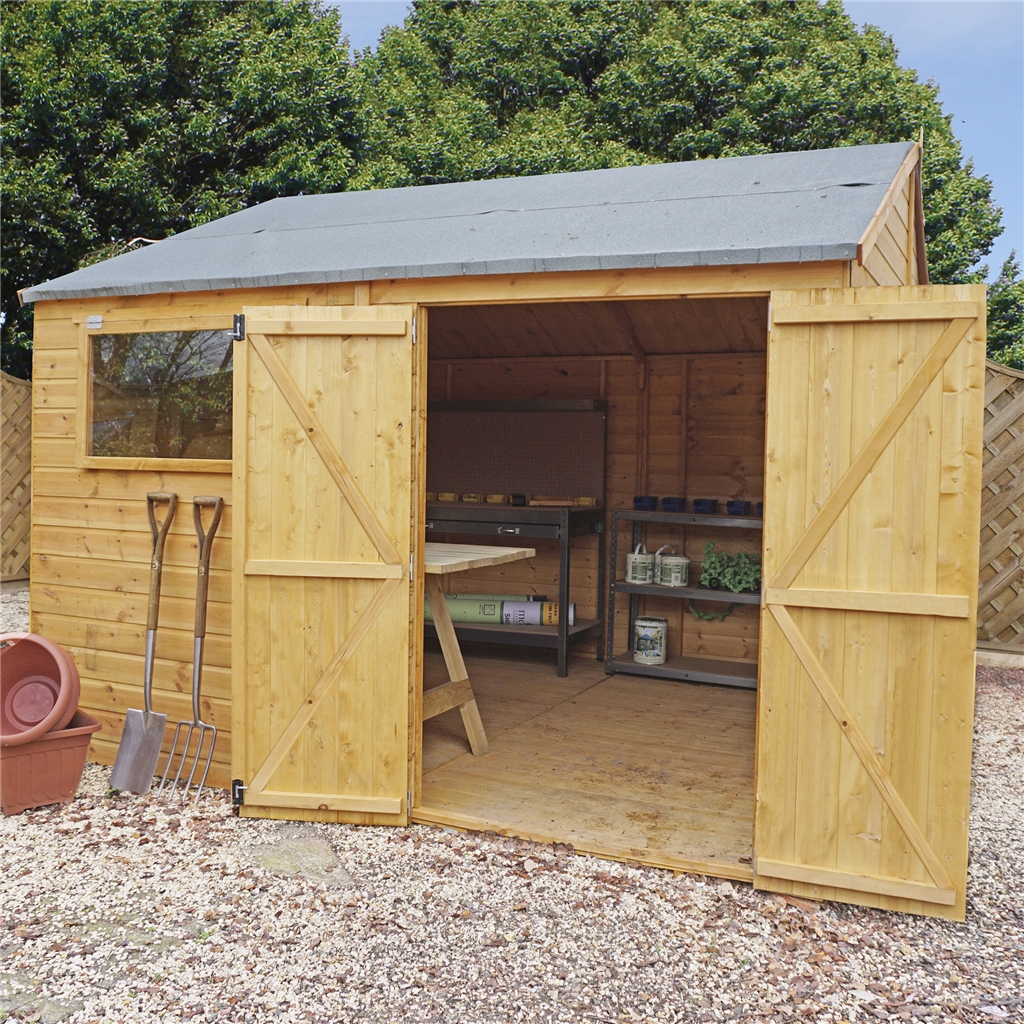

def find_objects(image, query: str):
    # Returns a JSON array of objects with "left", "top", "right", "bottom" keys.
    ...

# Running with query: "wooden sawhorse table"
[{"left": 422, "top": 542, "right": 535, "bottom": 757}]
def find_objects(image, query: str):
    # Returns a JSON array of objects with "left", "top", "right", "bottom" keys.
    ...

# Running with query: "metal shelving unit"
[
  {"left": 606, "top": 508, "right": 763, "bottom": 690},
  {"left": 425, "top": 502, "right": 605, "bottom": 677}
]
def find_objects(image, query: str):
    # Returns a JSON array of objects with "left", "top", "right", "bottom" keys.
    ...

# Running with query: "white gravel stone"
[{"left": 2, "top": 588, "right": 1022, "bottom": 1023}]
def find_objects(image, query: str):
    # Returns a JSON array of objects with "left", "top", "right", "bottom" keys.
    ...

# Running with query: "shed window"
[{"left": 90, "top": 330, "right": 233, "bottom": 459}]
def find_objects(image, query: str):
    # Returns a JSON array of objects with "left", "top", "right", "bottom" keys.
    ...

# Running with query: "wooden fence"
[
  {"left": 978, "top": 359, "right": 1024, "bottom": 664},
  {"left": 2, "top": 371, "right": 32, "bottom": 581}
]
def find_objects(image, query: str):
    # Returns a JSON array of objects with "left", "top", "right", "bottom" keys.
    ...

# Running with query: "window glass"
[{"left": 91, "top": 330, "right": 232, "bottom": 459}]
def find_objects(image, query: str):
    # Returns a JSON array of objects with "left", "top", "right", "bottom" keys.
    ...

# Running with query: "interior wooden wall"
[
  {"left": 29, "top": 283, "right": 358, "bottom": 788},
  {"left": 427, "top": 298, "right": 768, "bottom": 663}
]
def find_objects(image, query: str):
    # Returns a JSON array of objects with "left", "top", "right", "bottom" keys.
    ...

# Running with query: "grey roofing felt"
[{"left": 21, "top": 142, "right": 913, "bottom": 302}]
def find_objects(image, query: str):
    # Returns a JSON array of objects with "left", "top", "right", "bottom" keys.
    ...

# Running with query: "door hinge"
[
  {"left": 231, "top": 779, "right": 247, "bottom": 813},
  {"left": 411, "top": 318, "right": 417, "bottom": 344},
  {"left": 407, "top": 790, "right": 412, "bottom": 814},
  {"left": 232, "top": 314, "right": 246, "bottom": 341},
  {"left": 409, "top": 554, "right": 414, "bottom": 579}
]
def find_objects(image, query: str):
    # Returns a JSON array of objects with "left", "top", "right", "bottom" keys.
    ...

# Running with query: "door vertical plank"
[
  {"left": 928, "top": 286, "right": 985, "bottom": 912},
  {"left": 757, "top": 295, "right": 809, "bottom": 881},
  {"left": 374, "top": 307, "right": 413, "bottom": 809},
  {"left": 841, "top": 293, "right": 896, "bottom": 886}
]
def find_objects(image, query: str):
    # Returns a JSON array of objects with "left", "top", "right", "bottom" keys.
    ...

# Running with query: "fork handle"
[{"left": 192, "top": 496, "right": 224, "bottom": 638}]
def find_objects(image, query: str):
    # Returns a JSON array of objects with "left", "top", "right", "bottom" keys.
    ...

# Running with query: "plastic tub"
[
  {"left": 0, "top": 709, "right": 101, "bottom": 814},
  {"left": 1, "top": 633, "right": 81, "bottom": 745}
]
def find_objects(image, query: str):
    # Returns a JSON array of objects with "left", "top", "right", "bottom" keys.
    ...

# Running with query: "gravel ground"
[{"left": 2, "top": 589, "right": 1022, "bottom": 1024}]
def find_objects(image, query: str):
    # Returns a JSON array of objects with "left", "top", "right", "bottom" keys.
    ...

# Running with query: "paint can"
[
  {"left": 658, "top": 555, "right": 690, "bottom": 587},
  {"left": 653, "top": 545, "right": 674, "bottom": 582},
  {"left": 633, "top": 616, "right": 668, "bottom": 665},
  {"left": 625, "top": 543, "right": 655, "bottom": 584}
]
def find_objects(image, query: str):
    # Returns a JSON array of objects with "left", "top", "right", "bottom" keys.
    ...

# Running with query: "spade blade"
[{"left": 110, "top": 709, "right": 168, "bottom": 794}]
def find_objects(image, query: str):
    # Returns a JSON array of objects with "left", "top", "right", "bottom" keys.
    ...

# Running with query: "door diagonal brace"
[
  {"left": 249, "top": 331, "right": 402, "bottom": 566},
  {"left": 767, "top": 602, "right": 956, "bottom": 895},
  {"left": 247, "top": 576, "right": 402, "bottom": 797},
  {"left": 769, "top": 317, "right": 975, "bottom": 591}
]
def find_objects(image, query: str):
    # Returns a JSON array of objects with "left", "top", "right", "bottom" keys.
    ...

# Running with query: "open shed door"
[
  {"left": 232, "top": 305, "right": 420, "bottom": 824},
  {"left": 756, "top": 286, "right": 985, "bottom": 919}
]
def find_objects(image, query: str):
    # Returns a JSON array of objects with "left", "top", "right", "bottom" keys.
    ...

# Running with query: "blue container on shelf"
[
  {"left": 661, "top": 497, "right": 685, "bottom": 513},
  {"left": 757, "top": 501, "right": 763, "bottom": 517},
  {"left": 726, "top": 500, "right": 751, "bottom": 516},
  {"left": 692, "top": 498, "right": 718, "bottom": 515},
  {"left": 633, "top": 495, "right": 658, "bottom": 511}
]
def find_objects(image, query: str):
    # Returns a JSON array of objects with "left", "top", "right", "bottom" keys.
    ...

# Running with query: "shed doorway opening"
[{"left": 414, "top": 296, "right": 767, "bottom": 880}]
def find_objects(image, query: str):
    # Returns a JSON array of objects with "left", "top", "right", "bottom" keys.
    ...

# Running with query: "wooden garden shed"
[{"left": 20, "top": 141, "right": 986, "bottom": 919}]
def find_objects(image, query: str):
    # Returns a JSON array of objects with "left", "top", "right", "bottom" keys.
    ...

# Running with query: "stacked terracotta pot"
[{"left": 1, "top": 633, "right": 100, "bottom": 814}]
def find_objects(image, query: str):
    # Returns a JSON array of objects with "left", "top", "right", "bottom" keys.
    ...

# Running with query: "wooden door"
[
  {"left": 232, "top": 305, "right": 420, "bottom": 824},
  {"left": 756, "top": 286, "right": 985, "bottom": 919}
]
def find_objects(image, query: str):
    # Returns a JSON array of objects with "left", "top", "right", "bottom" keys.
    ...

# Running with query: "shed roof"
[{"left": 21, "top": 142, "right": 914, "bottom": 303}]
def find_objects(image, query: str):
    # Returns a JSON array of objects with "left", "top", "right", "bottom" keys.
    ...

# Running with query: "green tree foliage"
[
  {"left": 3, "top": 0, "right": 1011, "bottom": 379},
  {"left": 353, "top": 0, "right": 1002, "bottom": 283},
  {"left": 1, "top": 0, "right": 358, "bottom": 377},
  {"left": 986, "top": 253, "right": 1024, "bottom": 370}
]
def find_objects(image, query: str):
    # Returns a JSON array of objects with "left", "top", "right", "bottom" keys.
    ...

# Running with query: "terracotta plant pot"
[
  {"left": 1, "top": 633, "right": 81, "bottom": 746},
  {"left": 0, "top": 709, "right": 101, "bottom": 814}
]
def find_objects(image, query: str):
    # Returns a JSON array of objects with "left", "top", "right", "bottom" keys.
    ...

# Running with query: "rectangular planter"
[{"left": 1, "top": 710, "right": 101, "bottom": 815}]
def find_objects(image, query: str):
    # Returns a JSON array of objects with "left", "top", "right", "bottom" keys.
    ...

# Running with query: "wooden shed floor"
[{"left": 415, "top": 645, "right": 756, "bottom": 880}]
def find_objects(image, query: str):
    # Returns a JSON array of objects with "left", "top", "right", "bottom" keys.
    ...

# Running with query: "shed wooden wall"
[
  {"left": 30, "top": 283, "right": 359, "bottom": 788},
  {"left": 26, "top": 258, "right": 854, "bottom": 789}
]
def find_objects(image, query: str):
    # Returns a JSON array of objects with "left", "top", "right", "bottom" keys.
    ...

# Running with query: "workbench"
[
  {"left": 424, "top": 503, "right": 605, "bottom": 676},
  {"left": 422, "top": 542, "right": 535, "bottom": 756}
]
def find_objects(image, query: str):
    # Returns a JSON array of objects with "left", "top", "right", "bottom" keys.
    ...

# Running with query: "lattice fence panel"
[
  {"left": 1, "top": 370, "right": 32, "bottom": 581},
  {"left": 978, "top": 359, "right": 1024, "bottom": 651}
]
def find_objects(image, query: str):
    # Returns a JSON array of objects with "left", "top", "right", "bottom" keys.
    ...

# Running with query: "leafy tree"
[
  {"left": 1, "top": 0, "right": 358, "bottom": 378},
  {"left": 986, "top": 253, "right": 1024, "bottom": 370},
  {"left": 352, "top": 0, "right": 1002, "bottom": 284},
  {"left": 4, "top": 0, "right": 1014, "bottom": 379}
]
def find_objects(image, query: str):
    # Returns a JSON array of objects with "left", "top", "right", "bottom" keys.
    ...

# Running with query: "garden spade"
[{"left": 110, "top": 491, "right": 178, "bottom": 793}]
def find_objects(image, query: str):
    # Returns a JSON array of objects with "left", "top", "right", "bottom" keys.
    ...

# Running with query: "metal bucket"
[
  {"left": 633, "top": 616, "right": 668, "bottom": 665},
  {"left": 625, "top": 543, "right": 655, "bottom": 584},
  {"left": 658, "top": 555, "right": 690, "bottom": 587}
]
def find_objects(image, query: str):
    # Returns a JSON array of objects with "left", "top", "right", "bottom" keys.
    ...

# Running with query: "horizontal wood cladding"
[
  {"left": 31, "top": 302, "right": 235, "bottom": 772},
  {"left": 853, "top": 175, "right": 915, "bottom": 288},
  {"left": 373, "top": 262, "right": 847, "bottom": 305},
  {"left": 33, "top": 612, "right": 231, "bottom": 669},
  {"left": 31, "top": 282, "right": 358, "bottom": 320}
]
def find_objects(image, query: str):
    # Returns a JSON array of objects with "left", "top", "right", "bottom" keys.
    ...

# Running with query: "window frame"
[{"left": 76, "top": 314, "right": 234, "bottom": 472}]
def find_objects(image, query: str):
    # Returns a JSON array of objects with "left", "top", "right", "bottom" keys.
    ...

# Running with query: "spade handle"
[{"left": 146, "top": 493, "right": 177, "bottom": 632}]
